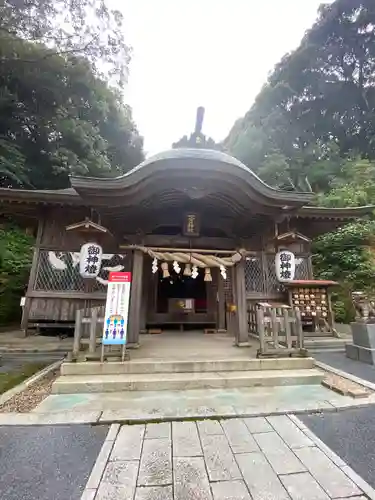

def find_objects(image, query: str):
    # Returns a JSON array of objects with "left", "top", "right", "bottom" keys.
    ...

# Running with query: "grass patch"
[{"left": 0, "top": 363, "right": 47, "bottom": 394}]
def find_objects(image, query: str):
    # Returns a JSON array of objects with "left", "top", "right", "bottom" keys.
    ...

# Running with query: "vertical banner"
[{"left": 102, "top": 272, "right": 132, "bottom": 345}]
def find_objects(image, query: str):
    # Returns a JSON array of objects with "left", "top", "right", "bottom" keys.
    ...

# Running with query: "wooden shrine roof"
[{"left": 0, "top": 149, "right": 374, "bottom": 222}]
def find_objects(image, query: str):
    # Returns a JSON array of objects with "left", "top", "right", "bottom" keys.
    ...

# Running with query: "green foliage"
[
  {"left": 317, "top": 159, "right": 375, "bottom": 207},
  {"left": 313, "top": 221, "right": 375, "bottom": 322},
  {"left": 0, "top": 37, "right": 144, "bottom": 189},
  {"left": 0, "top": 363, "right": 48, "bottom": 394},
  {"left": 0, "top": 0, "right": 144, "bottom": 189},
  {"left": 0, "top": 0, "right": 130, "bottom": 88},
  {"left": 0, "top": 225, "right": 34, "bottom": 325},
  {"left": 225, "top": 0, "right": 375, "bottom": 192}
]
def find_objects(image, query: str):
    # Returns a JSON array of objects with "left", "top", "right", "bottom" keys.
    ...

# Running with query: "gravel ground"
[
  {"left": 301, "top": 406, "right": 375, "bottom": 489},
  {"left": 0, "top": 424, "right": 108, "bottom": 500},
  {"left": 0, "top": 369, "right": 57, "bottom": 413}
]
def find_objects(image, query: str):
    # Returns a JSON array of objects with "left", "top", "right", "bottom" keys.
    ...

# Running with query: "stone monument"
[{"left": 346, "top": 291, "right": 375, "bottom": 364}]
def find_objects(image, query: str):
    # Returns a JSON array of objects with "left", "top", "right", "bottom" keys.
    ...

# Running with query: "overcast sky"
[{"left": 115, "top": 1, "right": 329, "bottom": 156}]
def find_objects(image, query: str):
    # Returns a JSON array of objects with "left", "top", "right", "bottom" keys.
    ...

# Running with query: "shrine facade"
[{"left": 0, "top": 147, "right": 372, "bottom": 346}]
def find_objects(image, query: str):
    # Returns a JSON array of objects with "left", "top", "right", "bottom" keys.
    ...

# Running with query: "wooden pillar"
[
  {"left": 140, "top": 258, "right": 148, "bottom": 333},
  {"left": 233, "top": 260, "right": 249, "bottom": 346},
  {"left": 207, "top": 269, "right": 217, "bottom": 325},
  {"left": 21, "top": 216, "right": 45, "bottom": 336},
  {"left": 128, "top": 250, "right": 144, "bottom": 347},
  {"left": 217, "top": 269, "right": 226, "bottom": 331},
  {"left": 308, "top": 254, "right": 314, "bottom": 279}
]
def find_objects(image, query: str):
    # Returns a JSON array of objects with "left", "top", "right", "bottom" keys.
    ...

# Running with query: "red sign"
[{"left": 109, "top": 272, "right": 132, "bottom": 283}]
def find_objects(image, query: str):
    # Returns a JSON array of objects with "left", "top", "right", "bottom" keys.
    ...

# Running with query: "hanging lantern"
[
  {"left": 191, "top": 265, "right": 199, "bottom": 279},
  {"left": 275, "top": 250, "right": 296, "bottom": 282},
  {"left": 161, "top": 262, "right": 170, "bottom": 278},
  {"left": 204, "top": 268, "right": 212, "bottom": 282},
  {"left": 173, "top": 260, "right": 181, "bottom": 274},
  {"left": 152, "top": 258, "right": 158, "bottom": 274},
  {"left": 184, "top": 263, "right": 192, "bottom": 276},
  {"left": 220, "top": 264, "right": 227, "bottom": 280},
  {"left": 79, "top": 242, "right": 103, "bottom": 279}
]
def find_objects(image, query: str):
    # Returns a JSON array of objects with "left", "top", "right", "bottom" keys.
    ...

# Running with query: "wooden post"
[
  {"left": 73, "top": 309, "right": 83, "bottom": 356},
  {"left": 308, "top": 255, "right": 314, "bottom": 278},
  {"left": 295, "top": 308, "right": 303, "bottom": 349},
  {"left": 21, "top": 215, "right": 45, "bottom": 335},
  {"left": 234, "top": 260, "right": 248, "bottom": 346},
  {"left": 128, "top": 250, "right": 144, "bottom": 346},
  {"left": 217, "top": 268, "right": 226, "bottom": 331},
  {"left": 140, "top": 258, "right": 148, "bottom": 333},
  {"left": 271, "top": 307, "right": 279, "bottom": 348},
  {"left": 88, "top": 308, "right": 98, "bottom": 354},
  {"left": 256, "top": 307, "right": 266, "bottom": 355},
  {"left": 283, "top": 308, "right": 292, "bottom": 349}
]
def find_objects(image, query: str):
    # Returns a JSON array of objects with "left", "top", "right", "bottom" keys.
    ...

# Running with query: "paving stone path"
[{"left": 81, "top": 415, "right": 373, "bottom": 500}]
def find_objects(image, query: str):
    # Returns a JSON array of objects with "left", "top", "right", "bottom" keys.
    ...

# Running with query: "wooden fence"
[
  {"left": 248, "top": 301, "right": 306, "bottom": 358},
  {"left": 72, "top": 308, "right": 104, "bottom": 357}
]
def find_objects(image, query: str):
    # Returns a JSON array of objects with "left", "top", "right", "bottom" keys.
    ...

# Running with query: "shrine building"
[{"left": 0, "top": 110, "right": 373, "bottom": 349}]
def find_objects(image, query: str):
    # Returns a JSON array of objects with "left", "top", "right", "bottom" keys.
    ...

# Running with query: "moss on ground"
[{"left": 0, "top": 363, "right": 47, "bottom": 394}]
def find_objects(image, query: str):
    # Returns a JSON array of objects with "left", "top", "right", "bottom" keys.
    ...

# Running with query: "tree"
[
  {"left": 0, "top": 224, "right": 33, "bottom": 325},
  {"left": 259, "top": 0, "right": 375, "bottom": 156},
  {"left": 0, "top": 0, "right": 130, "bottom": 88},
  {"left": 0, "top": 38, "right": 144, "bottom": 189},
  {"left": 313, "top": 221, "right": 375, "bottom": 322},
  {"left": 225, "top": 0, "right": 375, "bottom": 189},
  {"left": 317, "top": 158, "right": 375, "bottom": 207}
]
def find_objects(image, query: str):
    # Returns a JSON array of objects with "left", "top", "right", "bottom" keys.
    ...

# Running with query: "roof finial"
[{"left": 194, "top": 106, "right": 205, "bottom": 135}]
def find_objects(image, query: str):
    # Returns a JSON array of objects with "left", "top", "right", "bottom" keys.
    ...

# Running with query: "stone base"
[
  {"left": 234, "top": 341, "right": 251, "bottom": 348},
  {"left": 345, "top": 343, "right": 375, "bottom": 365},
  {"left": 350, "top": 322, "right": 375, "bottom": 349}
]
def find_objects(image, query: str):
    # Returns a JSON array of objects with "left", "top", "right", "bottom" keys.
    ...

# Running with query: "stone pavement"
[
  {"left": 34, "top": 383, "right": 375, "bottom": 422},
  {"left": 0, "top": 330, "right": 72, "bottom": 353},
  {"left": 81, "top": 415, "right": 374, "bottom": 500}
]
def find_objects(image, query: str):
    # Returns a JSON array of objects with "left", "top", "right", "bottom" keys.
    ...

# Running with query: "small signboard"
[
  {"left": 102, "top": 272, "right": 132, "bottom": 346},
  {"left": 183, "top": 213, "right": 200, "bottom": 237}
]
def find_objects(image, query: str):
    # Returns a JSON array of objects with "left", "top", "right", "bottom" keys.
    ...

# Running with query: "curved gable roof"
[{"left": 70, "top": 148, "right": 314, "bottom": 208}]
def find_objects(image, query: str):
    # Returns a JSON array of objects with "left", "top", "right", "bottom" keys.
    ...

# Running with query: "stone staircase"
[
  {"left": 52, "top": 357, "right": 323, "bottom": 394},
  {"left": 305, "top": 337, "right": 350, "bottom": 353}
]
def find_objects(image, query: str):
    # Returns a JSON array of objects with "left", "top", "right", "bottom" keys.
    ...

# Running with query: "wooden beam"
[
  {"left": 28, "top": 291, "right": 106, "bottom": 300},
  {"left": 138, "top": 235, "right": 237, "bottom": 250},
  {"left": 119, "top": 244, "right": 237, "bottom": 255}
]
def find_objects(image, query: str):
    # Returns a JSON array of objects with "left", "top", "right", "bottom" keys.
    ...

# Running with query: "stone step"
[
  {"left": 61, "top": 357, "right": 315, "bottom": 376},
  {"left": 52, "top": 368, "right": 324, "bottom": 394},
  {"left": 305, "top": 339, "right": 350, "bottom": 352}
]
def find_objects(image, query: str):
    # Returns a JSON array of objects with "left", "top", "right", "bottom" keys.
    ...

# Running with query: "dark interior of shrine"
[{"left": 156, "top": 268, "right": 207, "bottom": 314}]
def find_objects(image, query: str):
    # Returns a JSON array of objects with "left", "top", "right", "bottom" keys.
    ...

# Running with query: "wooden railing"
[
  {"left": 247, "top": 301, "right": 306, "bottom": 358},
  {"left": 72, "top": 308, "right": 104, "bottom": 357}
]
